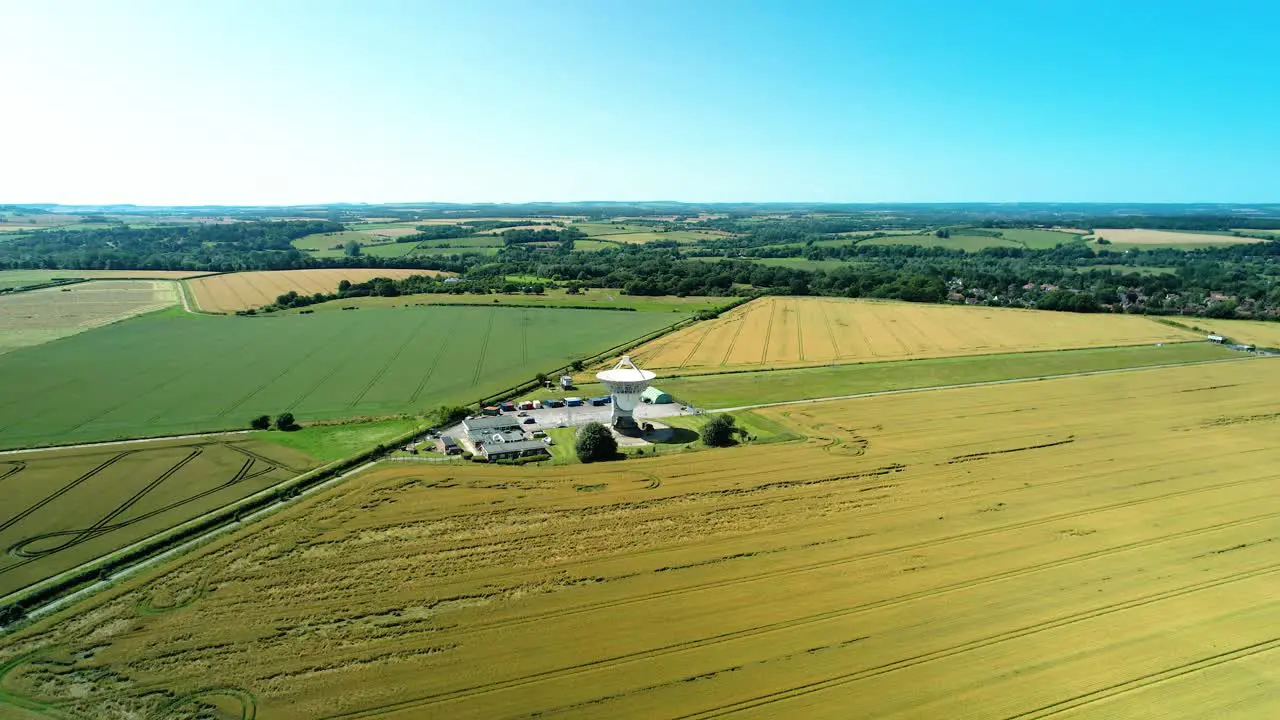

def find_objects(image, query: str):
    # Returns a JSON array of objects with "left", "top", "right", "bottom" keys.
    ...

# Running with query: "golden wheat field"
[
  {"left": 1198, "top": 318, "right": 1280, "bottom": 348},
  {"left": 1091, "top": 229, "right": 1266, "bottom": 246},
  {"left": 630, "top": 296, "right": 1201, "bottom": 372},
  {"left": 3, "top": 358, "right": 1278, "bottom": 719},
  {"left": 187, "top": 269, "right": 449, "bottom": 313}
]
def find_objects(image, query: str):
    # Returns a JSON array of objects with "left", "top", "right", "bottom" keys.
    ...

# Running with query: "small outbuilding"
[
  {"left": 640, "top": 386, "right": 672, "bottom": 404},
  {"left": 462, "top": 416, "right": 523, "bottom": 435},
  {"left": 1207, "top": 334, "right": 1226, "bottom": 344},
  {"left": 482, "top": 439, "right": 551, "bottom": 461},
  {"left": 437, "top": 436, "right": 461, "bottom": 455}
]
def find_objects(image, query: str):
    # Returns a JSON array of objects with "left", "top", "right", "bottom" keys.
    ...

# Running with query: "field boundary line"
[
  {"left": 710, "top": 356, "right": 1261, "bottom": 412},
  {"left": 0, "top": 431, "right": 249, "bottom": 457}
]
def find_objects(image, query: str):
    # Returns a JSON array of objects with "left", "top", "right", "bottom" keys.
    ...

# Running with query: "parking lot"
[
  {"left": 437, "top": 400, "right": 699, "bottom": 445},
  {"left": 513, "top": 400, "right": 697, "bottom": 431}
]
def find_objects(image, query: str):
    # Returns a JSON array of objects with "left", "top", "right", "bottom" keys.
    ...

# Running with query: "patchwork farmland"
[
  {"left": 0, "top": 305, "right": 676, "bottom": 449},
  {"left": 0, "top": 436, "right": 316, "bottom": 599},
  {"left": 0, "top": 280, "right": 178, "bottom": 354},
  {"left": 629, "top": 296, "right": 1201, "bottom": 372},
  {"left": 187, "top": 269, "right": 450, "bottom": 313},
  {"left": 0, "top": 269, "right": 207, "bottom": 291},
  {"left": 1090, "top": 228, "right": 1267, "bottom": 247},
  {"left": 3, "top": 360, "right": 1278, "bottom": 718}
]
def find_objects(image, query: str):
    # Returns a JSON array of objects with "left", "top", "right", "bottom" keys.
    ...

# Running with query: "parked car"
[
  {"left": 517, "top": 411, "right": 528, "bottom": 417},
  {"left": 522, "top": 417, "right": 536, "bottom": 425}
]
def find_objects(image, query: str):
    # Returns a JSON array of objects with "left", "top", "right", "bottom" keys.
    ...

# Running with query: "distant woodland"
[{"left": 2, "top": 203, "right": 1279, "bottom": 320}]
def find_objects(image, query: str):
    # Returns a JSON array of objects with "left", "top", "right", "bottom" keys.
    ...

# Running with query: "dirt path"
[
  {"left": 711, "top": 356, "right": 1260, "bottom": 413},
  {"left": 0, "top": 430, "right": 249, "bottom": 457}
]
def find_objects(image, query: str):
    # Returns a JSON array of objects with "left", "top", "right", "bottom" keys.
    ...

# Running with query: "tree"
[
  {"left": 935, "top": 229, "right": 951, "bottom": 239},
  {"left": 571, "top": 359, "right": 585, "bottom": 371},
  {"left": 534, "top": 372, "right": 548, "bottom": 385},
  {"left": 344, "top": 239, "right": 362, "bottom": 257},
  {"left": 700, "top": 414, "right": 738, "bottom": 447},
  {"left": 432, "top": 405, "right": 471, "bottom": 427},
  {"left": 274, "top": 412, "right": 296, "bottom": 431},
  {"left": 250, "top": 414, "right": 271, "bottom": 430},
  {"left": 575, "top": 422, "right": 617, "bottom": 463}
]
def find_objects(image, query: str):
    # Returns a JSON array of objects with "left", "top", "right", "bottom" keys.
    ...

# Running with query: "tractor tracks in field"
[
  {"left": 759, "top": 298, "right": 778, "bottom": 365},
  {"left": 469, "top": 308, "right": 498, "bottom": 389},
  {"left": 1004, "top": 636, "right": 1280, "bottom": 719},
  {"left": 348, "top": 312, "right": 438, "bottom": 408},
  {"left": 319, "top": 475, "right": 1280, "bottom": 719},
  {"left": 9, "top": 449, "right": 204, "bottom": 559},
  {"left": 0, "top": 443, "right": 285, "bottom": 578},
  {"left": 0, "top": 461, "right": 25, "bottom": 485},
  {"left": 0, "top": 452, "right": 135, "bottom": 535},
  {"left": 678, "top": 562, "right": 1280, "bottom": 719},
  {"left": 212, "top": 320, "right": 352, "bottom": 421},
  {"left": 409, "top": 312, "right": 465, "bottom": 406}
]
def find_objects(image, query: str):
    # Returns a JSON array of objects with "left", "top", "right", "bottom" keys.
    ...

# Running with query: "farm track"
[
  {"left": 0, "top": 430, "right": 249, "bottom": 457},
  {"left": 677, "top": 564, "right": 1280, "bottom": 719},
  {"left": 318, "top": 473, "right": 1280, "bottom": 718}
]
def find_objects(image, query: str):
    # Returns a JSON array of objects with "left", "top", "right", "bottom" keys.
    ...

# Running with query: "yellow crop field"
[
  {"left": 3, "top": 359, "right": 1278, "bottom": 718},
  {"left": 1091, "top": 228, "right": 1266, "bottom": 245},
  {"left": 631, "top": 296, "right": 1201, "bottom": 372},
  {"left": 1199, "top": 318, "right": 1280, "bottom": 348},
  {"left": 187, "top": 268, "right": 449, "bottom": 313},
  {"left": 0, "top": 280, "right": 178, "bottom": 354}
]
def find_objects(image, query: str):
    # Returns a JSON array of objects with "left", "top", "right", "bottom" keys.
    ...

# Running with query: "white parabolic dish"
[
  {"left": 596, "top": 356, "right": 655, "bottom": 414},
  {"left": 596, "top": 357, "right": 656, "bottom": 385}
]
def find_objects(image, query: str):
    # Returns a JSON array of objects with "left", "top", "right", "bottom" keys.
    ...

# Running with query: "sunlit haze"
[{"left": 2, "top": 0, "right": 1277, "bottom": 204}]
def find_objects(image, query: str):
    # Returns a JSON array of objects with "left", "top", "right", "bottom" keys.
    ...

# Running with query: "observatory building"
[{"left": 595, "top": 356, "right": 656, "bottom": 432}]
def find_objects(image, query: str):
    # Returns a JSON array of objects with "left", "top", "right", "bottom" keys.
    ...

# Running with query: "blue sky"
[{"left": 1, "top": 0, "right": 1276, "bottom": 204}]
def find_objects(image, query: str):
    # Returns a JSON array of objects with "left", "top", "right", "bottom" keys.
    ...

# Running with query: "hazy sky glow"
[{"left": 2, "top": 0, "right": 1277, "bottom": 205}]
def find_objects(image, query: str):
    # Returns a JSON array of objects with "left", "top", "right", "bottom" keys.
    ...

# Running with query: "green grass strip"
[{"left": 662, "top": 343, "right": 1239, "bottom": 409}]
